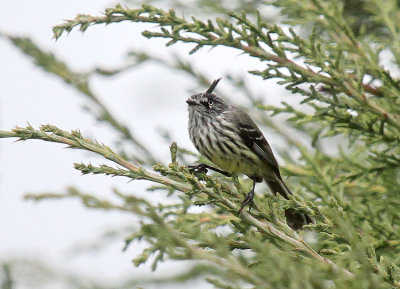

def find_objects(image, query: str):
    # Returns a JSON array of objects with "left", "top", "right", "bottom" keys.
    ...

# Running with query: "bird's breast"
[{"left": 188, "top": 114, "right": 264, "bottom": 177}]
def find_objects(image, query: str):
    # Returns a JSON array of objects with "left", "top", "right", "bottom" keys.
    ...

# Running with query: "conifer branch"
[
  {"left": 51, "top": 4, "right": 400, "bottom": 137},
  {"left": 51, "top": 4, "right": 382, "bottom": 98},
  {"left": 0, "top": 125, "right": 352, "bottom": 277}
]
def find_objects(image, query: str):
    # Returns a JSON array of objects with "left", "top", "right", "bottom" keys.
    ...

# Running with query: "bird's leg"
[
  {"left": 239, "top": 181, "right": 256, "bottom": 214},
  {"left": 187, "top": 163, "right": 231, "bottom": 177}
]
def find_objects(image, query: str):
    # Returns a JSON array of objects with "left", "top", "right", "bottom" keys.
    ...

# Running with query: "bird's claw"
[
  {"left": 238, "top": 190, "right": 255, "bottom": 214},
  {"left": 187, "top": 164, "right": 208, "bottom": 175}
]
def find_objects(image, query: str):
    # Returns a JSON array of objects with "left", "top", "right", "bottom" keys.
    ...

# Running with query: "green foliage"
[
  {"left": 1, "top": 265, "right": 14, "bottom": 289},
  {"left": 2, "top": 0, "right": 400, "bottom": 288}
]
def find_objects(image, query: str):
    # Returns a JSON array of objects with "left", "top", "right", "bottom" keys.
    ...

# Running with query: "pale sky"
[{"left": 0, "top": 1, "right": 287, "bottom": 288}]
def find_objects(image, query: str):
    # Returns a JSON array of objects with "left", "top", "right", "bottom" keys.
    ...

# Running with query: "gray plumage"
[{"left": 187, "top": 78, "right": 313, "bottom": 229}]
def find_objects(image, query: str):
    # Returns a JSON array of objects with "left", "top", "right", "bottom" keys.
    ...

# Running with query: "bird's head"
[{"left": 186, "top": 78, "right": 229, "bottom": 116}]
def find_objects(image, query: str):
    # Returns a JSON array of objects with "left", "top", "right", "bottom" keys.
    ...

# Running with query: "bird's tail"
[{"left": 266, "top": 178, "right": 314, "bottom": 230}]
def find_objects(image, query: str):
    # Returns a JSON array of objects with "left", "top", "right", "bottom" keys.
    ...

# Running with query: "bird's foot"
[
  {"left": 187, "top": 164, "right": 209, "bottom": 175},
  {"left": 188, "top": 164, "right": 231, "bottom": 177},
  {"left": 238, "top": 189, "right": 255, "bottom": 214}
]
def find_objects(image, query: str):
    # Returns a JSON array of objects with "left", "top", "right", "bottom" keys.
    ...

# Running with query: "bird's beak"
[{"left": 186, "top": 96, "right": 199, "bottom": 106}]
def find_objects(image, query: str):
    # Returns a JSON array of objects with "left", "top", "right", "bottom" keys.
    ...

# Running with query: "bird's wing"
[{"left": 229, "top": 108, "right": 281, "bottom": 178}]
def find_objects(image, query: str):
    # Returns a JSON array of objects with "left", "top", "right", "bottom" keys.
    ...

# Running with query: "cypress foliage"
[{"left": 1, "top": 0, "right": 400, "bottom": 288}]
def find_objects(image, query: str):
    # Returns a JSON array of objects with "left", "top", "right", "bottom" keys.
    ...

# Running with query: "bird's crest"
[{"left": 205, "top": 78, "right": 222, "bottom": 94}]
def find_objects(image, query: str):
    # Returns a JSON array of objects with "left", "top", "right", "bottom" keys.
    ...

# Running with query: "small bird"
[{"left": 186, "top": 78, "right": 313, "bottom": 229}]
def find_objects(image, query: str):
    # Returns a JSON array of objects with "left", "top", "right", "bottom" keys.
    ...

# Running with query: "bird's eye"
[{"left": 208, "top": 99, "right": 214, "bottom": 106}]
